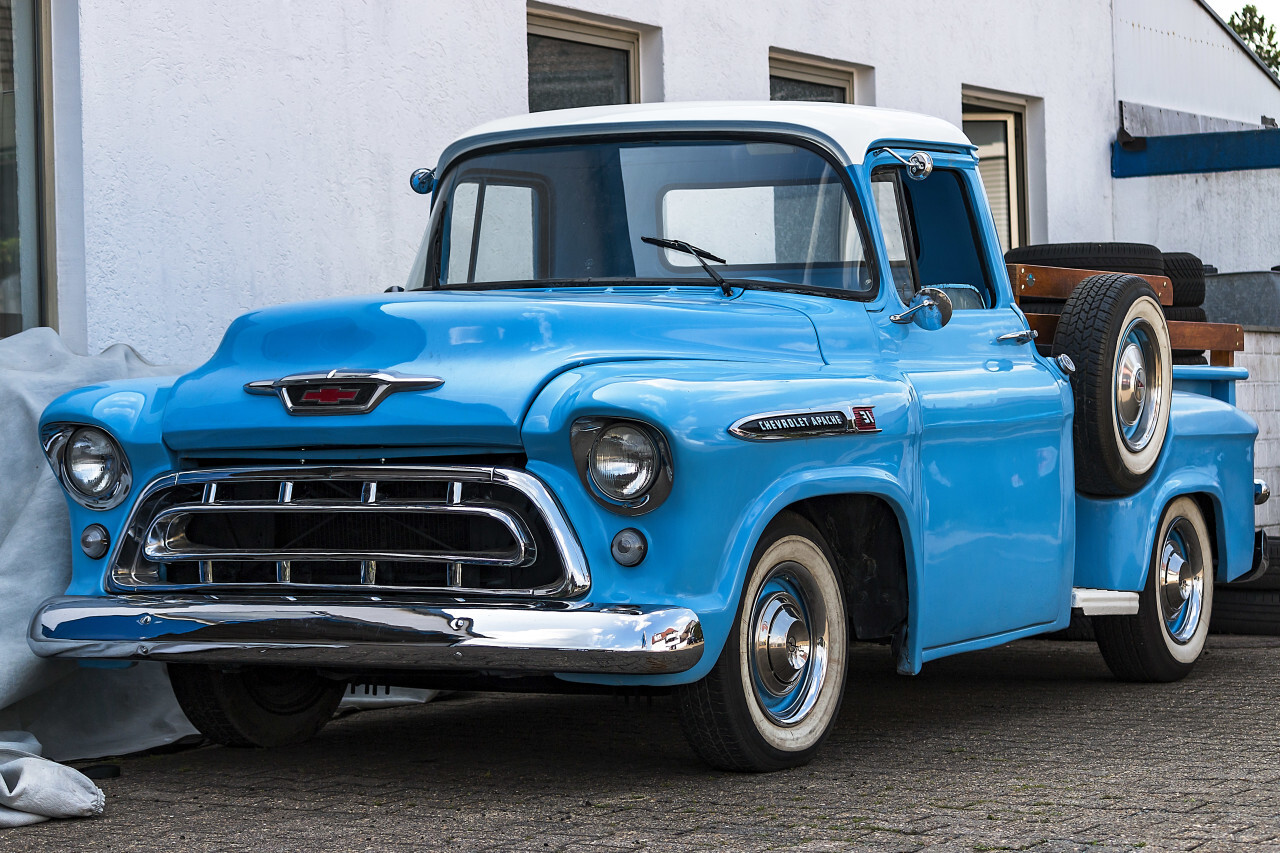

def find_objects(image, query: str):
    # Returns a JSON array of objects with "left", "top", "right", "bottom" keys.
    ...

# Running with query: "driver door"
[{"left": 869, "top": 151, "right": 1073, "bottom": 653}]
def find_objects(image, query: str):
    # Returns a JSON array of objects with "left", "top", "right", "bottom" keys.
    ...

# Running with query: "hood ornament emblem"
[{"left": 244, "top": 370, "right": 443, "bottom": 416}]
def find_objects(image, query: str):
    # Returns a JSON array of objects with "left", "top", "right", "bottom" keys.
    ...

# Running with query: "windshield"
[{"left": 411, "top": 138, "right": 874, "bottom": 295}]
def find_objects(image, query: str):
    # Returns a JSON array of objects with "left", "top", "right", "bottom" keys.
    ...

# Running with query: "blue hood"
[{"left": 161, "top": 289, "right": 824, "bottom": 453}]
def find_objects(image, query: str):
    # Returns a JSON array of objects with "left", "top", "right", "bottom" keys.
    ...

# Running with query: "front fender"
[
  {"left": 40, "top": 378, "right": 181, "bottom": 595},
  {"left": 520, "top": 359, "right": 919, "bottom": 685}
]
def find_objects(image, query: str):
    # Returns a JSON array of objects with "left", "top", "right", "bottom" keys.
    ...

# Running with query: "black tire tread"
[
  {"left": 1006, "top": 242, "right": 1165, "bottom": 276},
  {"left": 1211, "top": 588, "right": 1280, "bottom": 635},
  {"left": 168, "top": 664, "right": 257, "bottom": 748},
  {"left": 167, "top": 664, "right": 343, "bottom": 748},
  {"left": 1093, "top": 612, "right": 1168, "bottom": 681},
  {"left": 1162, "top": 251, "right": 1207, "bottom": 307},
  {"left": 676, "top": 666, "right": 759, "bottom": 771},
  {"left": 1164, "top": 305, "right": 1207, "bottom": 323},
  {"left": 1019, "top": 298, "right": 1064, "bottom": 316}
]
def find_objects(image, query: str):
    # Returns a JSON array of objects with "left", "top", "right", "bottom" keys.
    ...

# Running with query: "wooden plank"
[
  {"left": 1007, "top": 264, "right": 1174, "bottom": 306},
  {"left": 1166, "top": 320, "right": 1243, "bottom": 352},
  {"left": 1024, "top": 313, "right": 1058, "bottom": 341},
  {"left": 1021, "top": 315, "right": 1242, "bottom": 368}
]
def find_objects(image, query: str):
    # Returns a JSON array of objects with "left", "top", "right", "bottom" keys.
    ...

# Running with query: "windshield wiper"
[{"left": 641, "top": 236, "right": 733, "bottom": 297}]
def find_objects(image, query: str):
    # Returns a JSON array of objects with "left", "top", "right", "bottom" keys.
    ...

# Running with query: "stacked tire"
[
  {"left": 1161, "top": 251, "right": 1209, "bottom": 365},
  {"left": 1006, "top": 243, "right": 1209, "bottom": 365},
  {"left": 1007, "top": 241, "right": 1165, "bottom": 319}
]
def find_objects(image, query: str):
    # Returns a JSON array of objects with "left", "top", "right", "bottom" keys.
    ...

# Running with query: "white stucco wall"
[
  {"left": 51, "top": 0, "right": 1280, "bottom": 362},
  {"left": 1238, "top": 330, "right": 1280, "bottom": 535},
  {"left": 73, "top": 0, "right": 528, "bottom": 363},
  {"left": 1113, "top": 169, "right": 1280, "bottom": 272},
  {"left": 1115, "top": 0, "right": 1280, "bottom": 126}
]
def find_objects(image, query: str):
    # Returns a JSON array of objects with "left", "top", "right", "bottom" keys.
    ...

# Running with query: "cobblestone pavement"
[{"left": 9, "top": 636, "right": 1280, "bottom": 852}]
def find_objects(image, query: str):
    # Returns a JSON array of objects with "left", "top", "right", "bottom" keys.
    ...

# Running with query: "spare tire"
[
  {"left": 1052, "top": 273, "right": 1172, "bottom": 496},
  {"left": 1161, "top": 251, "right": 1206, "bottom": 307},
  {"left": 1005, "top": 242, "right": 1165, "bottom": 277}
]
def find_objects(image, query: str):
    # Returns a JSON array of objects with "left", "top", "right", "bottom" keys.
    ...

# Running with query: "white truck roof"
[{"left": 439, "top": 101, "right": 972, "bottom": 168}]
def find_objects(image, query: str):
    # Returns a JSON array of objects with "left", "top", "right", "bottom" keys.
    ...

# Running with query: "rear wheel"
[
  {"left": 168, "top": 665, "right": 345, "bottom": 747},
  {"left": 1094, "top": 496, "right": 1213, "bottom": 681},
  {"left": 676, "top": 512, "right": 847, "bottom": 772}
]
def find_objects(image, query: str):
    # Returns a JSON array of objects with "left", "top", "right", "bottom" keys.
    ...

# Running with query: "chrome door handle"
[{"left": 997, "top": 329, "right": 1038, "bottom": 345}]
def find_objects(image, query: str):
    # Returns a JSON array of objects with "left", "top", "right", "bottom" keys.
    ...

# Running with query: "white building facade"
[{"left": 2, "top": 0, "right": 1278, "bottom": 364}]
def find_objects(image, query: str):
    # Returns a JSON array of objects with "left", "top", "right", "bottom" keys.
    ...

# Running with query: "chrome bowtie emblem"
[{"left": 244, "top": 370, "right": 444, "bottom": 416}]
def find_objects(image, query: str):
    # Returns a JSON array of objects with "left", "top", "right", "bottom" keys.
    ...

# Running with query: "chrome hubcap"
[
  {"left": 753, "top": 592, "right": 811, "bottom": 695},
  {"left": 748, "top": 562, "right": 828, "bottom": 726},
  {"left": 1114, "top": 318, "right": 1164, "bottom": 452},
  {"left": 1158, "top": 518, "right": 1205, "bottom": 644}
]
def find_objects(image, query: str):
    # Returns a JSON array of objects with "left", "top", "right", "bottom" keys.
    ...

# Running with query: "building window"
[
  {"left": 527, "top": 12, "right": 639, "bottom": 113},
  {"left": 0, "top": 0, "right": 44, "bottom": 340},
  {"left": 769, "top": 53, "right": 854, "bottom": 104},
  {"left": 963, "top": 100, "right": 1028, "bottom": 254}
]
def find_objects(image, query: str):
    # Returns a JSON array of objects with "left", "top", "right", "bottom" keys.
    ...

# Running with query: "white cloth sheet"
[{"left": 0, "top": 731, "right": 103, "bottom": 827}]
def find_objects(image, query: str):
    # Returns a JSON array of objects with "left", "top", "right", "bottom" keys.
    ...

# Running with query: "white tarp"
[
  {"left": 0, "top": 732, "right": 103, "bottom": 827},
  {"left": 0, "top": 327, "right": 199, "bottom": 761}
]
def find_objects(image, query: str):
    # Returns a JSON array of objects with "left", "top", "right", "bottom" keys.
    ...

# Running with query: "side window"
[
  {"left": 443, "top": 180, "right": 542, "bottom": 284},
  {"left": 869, "top": 164, "right": 993, "bottom": 310},
  {"left": 869, "top": 169, "right": 915, "bottom": 304}
]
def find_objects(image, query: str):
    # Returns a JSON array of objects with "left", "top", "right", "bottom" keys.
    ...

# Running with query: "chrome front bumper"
[{"left": 28, "top": 595, "right": 704, "bottom": 675}]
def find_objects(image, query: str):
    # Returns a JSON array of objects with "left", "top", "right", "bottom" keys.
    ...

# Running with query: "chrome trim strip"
[
  {"left": 109, "top": 466, "right": 591, "bottom": 598},
  {"left": 141, "top": 502, "right": 535, "bottom": 566},
  {"left": 28, "top": 595, "right": 703, "bottom": 675},
  {"left": 728, "top": 405, "right": 881, "bottom": 441},
  {"left": 1070, "top": 587, "right": 1140, "bottom": 616}
]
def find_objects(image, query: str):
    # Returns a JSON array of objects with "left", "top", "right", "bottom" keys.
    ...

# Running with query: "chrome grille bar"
[
  {"left": 142, "top": 501, "right": 535, "bottom": 565},
  {"left": 108, "top": 465, "right": 592, "bottom": 599},
  {"left": 447, "top": 481, "right": 463, "bottom": 589},
  {"left": 199, "top": 483, "right": 217, "bottom": 584},
  {"left": 277, "top": 481, "right": 294, "bottom": 583},
  {"left": 359, "top": 481, "right": 377, "bottom": 585}
]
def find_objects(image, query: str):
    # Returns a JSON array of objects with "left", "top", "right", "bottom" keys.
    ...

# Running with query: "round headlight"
[
  {"left": 589, "top": 424, "right": 658, "bottom": 502},
  {"left": 64, "top": 427, "right": 122, "bottom": 498}
]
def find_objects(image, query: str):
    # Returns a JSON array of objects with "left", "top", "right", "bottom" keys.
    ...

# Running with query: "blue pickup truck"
[{"left": 28, "top": 103, "right": 1267, "bottom": 772}]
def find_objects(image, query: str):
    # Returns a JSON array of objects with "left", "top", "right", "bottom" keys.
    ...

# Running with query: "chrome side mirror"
[
  {"left": 874, "top": 149, "right": 934, "bottom": 181},
  {"left": 890, "top": 286, "right": 953, "bottom": 330},
  {"left": 409, "top": 168, "right": 436, "bottom": 195},
  {"left": 906, "top": 151, "right": 933, "bottom": 181}
]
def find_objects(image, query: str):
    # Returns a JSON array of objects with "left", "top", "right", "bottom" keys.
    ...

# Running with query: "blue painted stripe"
[{"left": 1112, "top": 129, "right": 1280, "bottom": 178}]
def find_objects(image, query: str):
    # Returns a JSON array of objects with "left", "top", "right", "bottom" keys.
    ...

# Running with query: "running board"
[{"left": 1070, "top": 588, "right": 1140, "bottom": 616}]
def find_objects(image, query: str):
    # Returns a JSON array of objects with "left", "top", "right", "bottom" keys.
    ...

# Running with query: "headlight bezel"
[
  {"left": 42, "top": 424, "right": 133, "bottom": 510},
  {"left": 570, "top": 417, "right": 673, "bottom": 515}
]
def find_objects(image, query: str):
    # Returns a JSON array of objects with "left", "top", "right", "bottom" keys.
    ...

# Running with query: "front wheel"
[
  {"left": 676, "top": 512, "right": 847, "bottom": 772},
  {"left": 1094, "top": 496, "right": 1214, "bottom": 681},
  {"left": 168, "top": 664, "right": 345, "bottom": 747}
]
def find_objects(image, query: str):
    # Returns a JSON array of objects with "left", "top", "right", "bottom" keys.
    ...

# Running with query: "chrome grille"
[{"left": 109, "top": 466, "right": 589, "bottom": 597}]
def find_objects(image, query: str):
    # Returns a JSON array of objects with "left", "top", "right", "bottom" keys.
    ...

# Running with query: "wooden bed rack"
[{"left": 1008, "top": 264, "right": 1244, "bottom": 367}]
